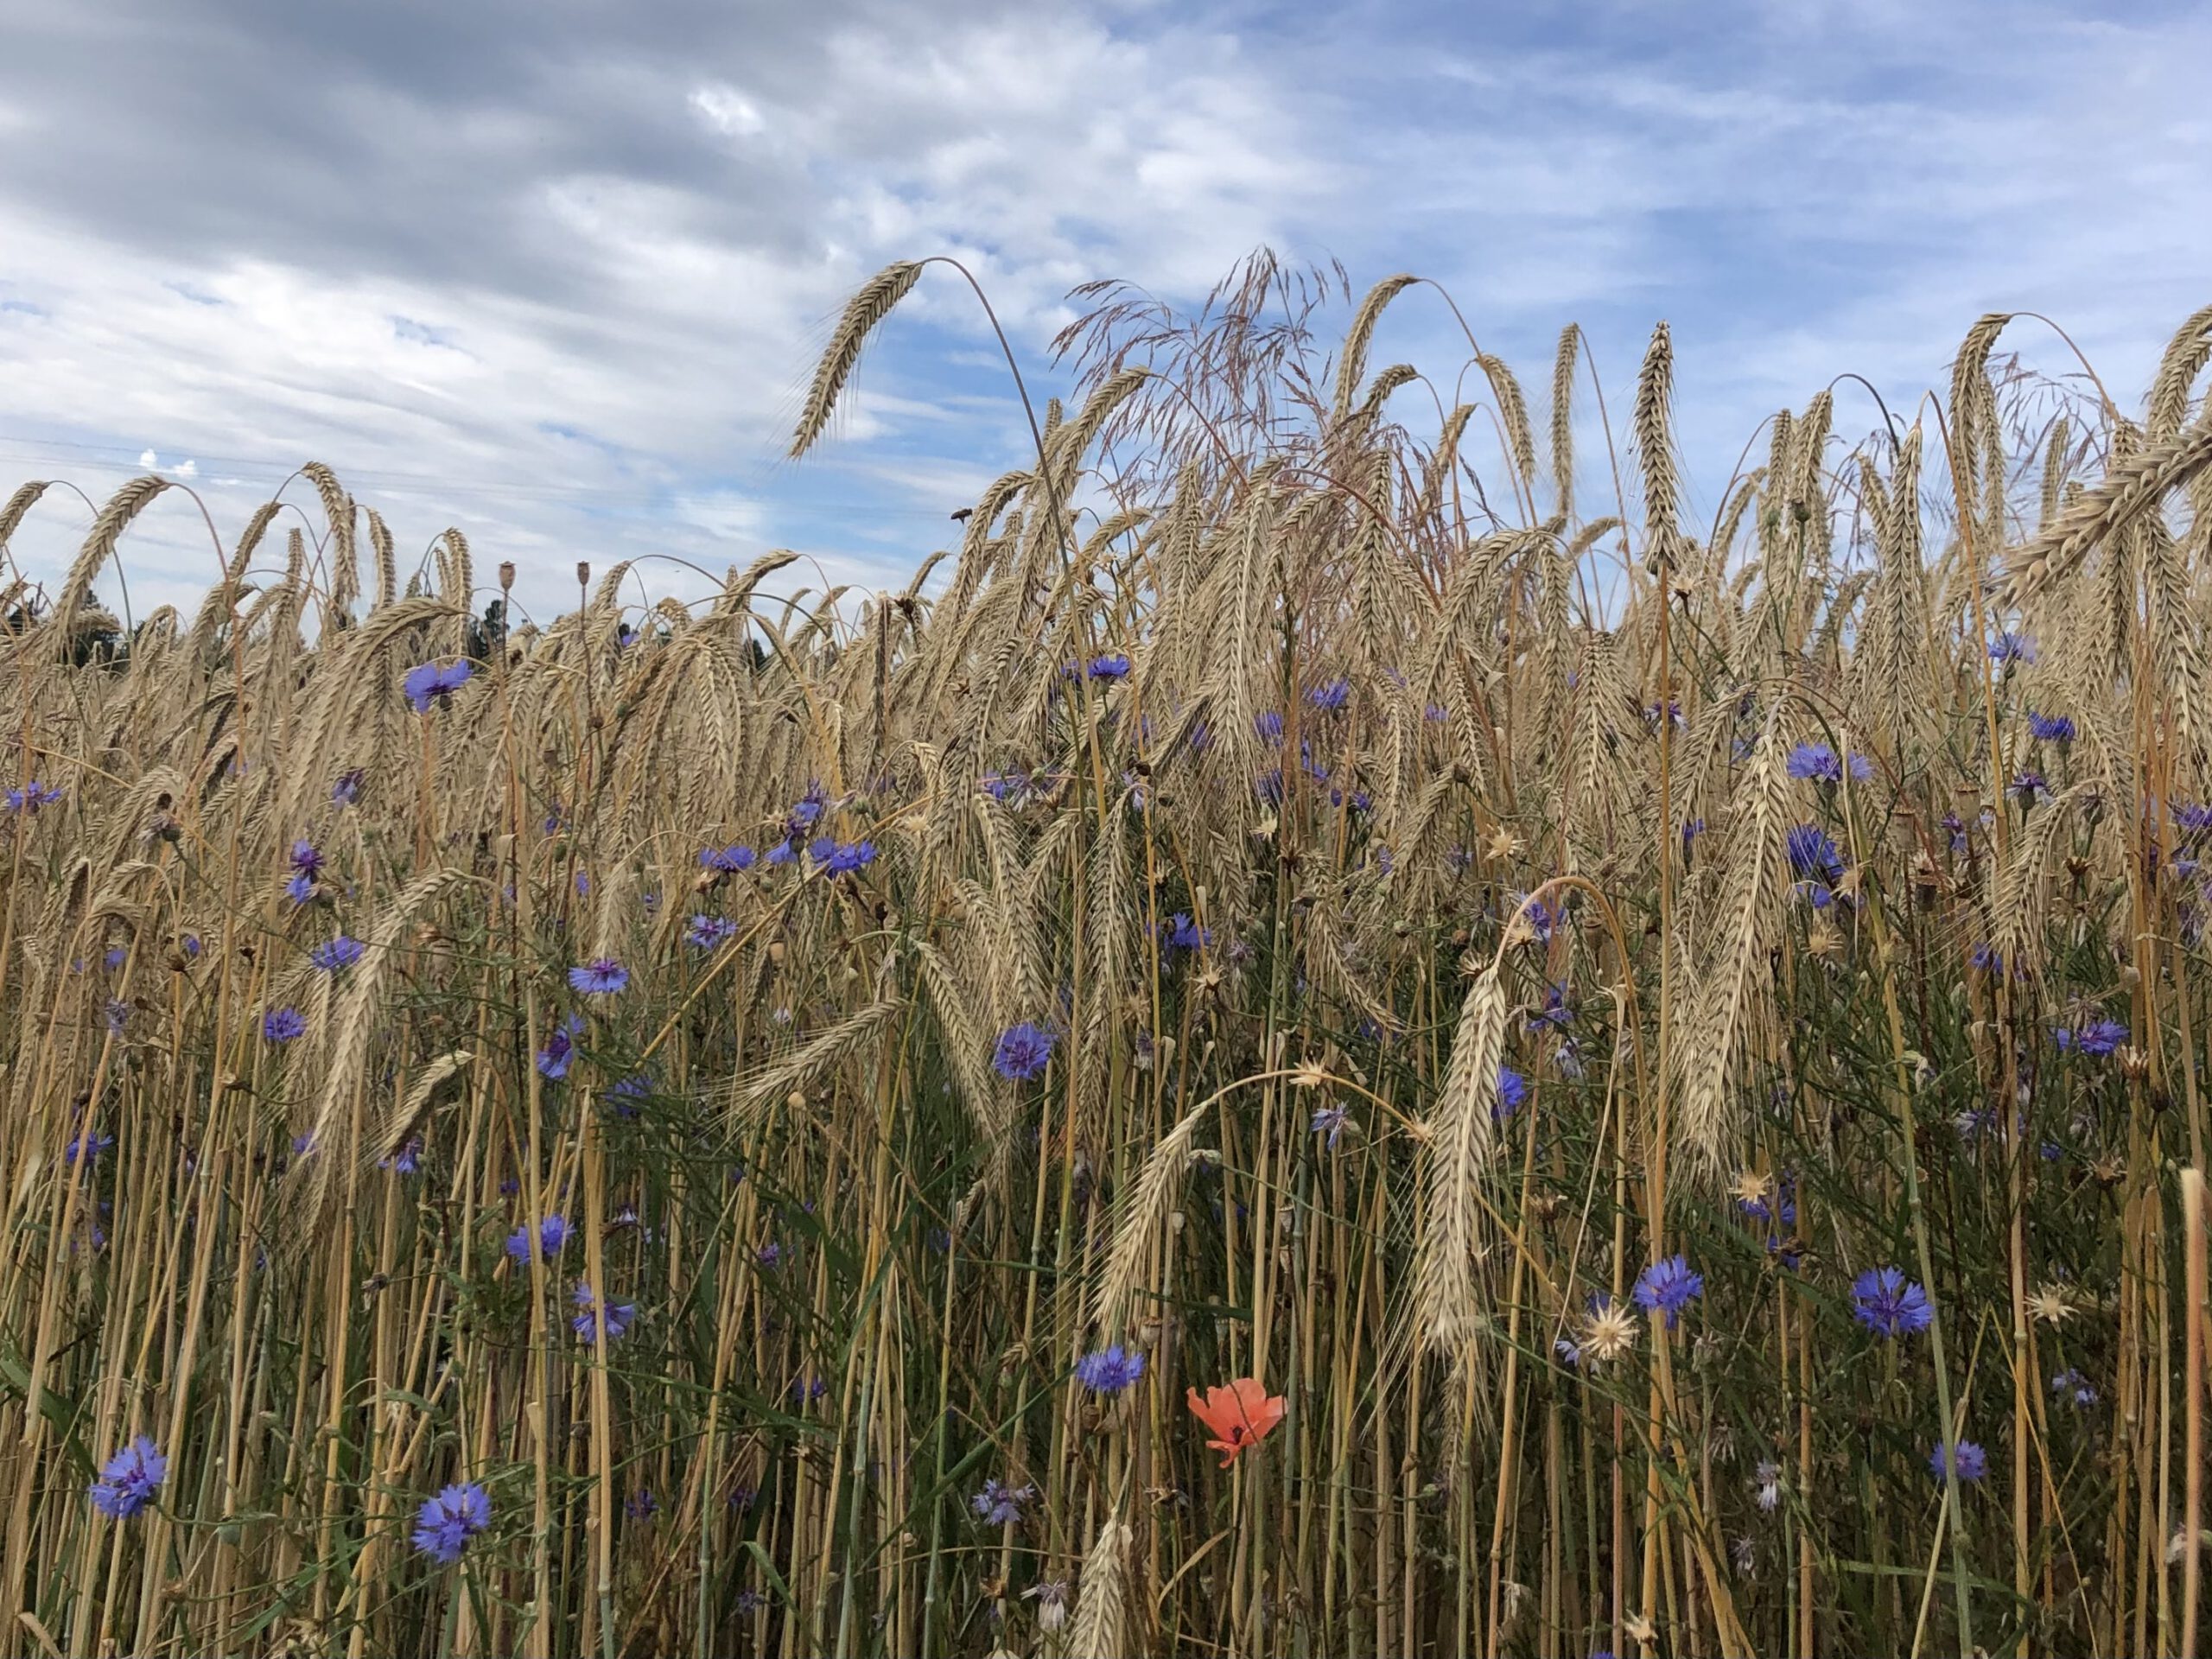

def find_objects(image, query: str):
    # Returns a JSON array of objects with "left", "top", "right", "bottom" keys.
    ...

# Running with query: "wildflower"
[
  {"left": 791, "top": 1375, "right": 828, "bottom": 1403},
  {"left": 263, "top": 1006, "right": 307, "bottom": 1044},
  {"left": 1852, "top": 1267, "right": 1935, "bottom": 1339},
  {"left": 506, "top": 1215, "right": 570, "bottom": 1264},
  {"left": 1186, "top": 1376, "right": 1286, "bottom": 1466},
  {"left": 1632, "top": 1255, "right": 1704, "bottom": 1330},
  {"left": 1529, "top": 983, "right": 1575, "bottom": 1032},
  {"left": 1929, "top": 1440, "right": 1987, "bottom": 1483},
  {"left": 2008, "top": 769, "right": 2048, "bottom": 804},
  {"left": 1072, "top": 1344, "right": 1146, "bottom": 1395},
  {"left": 2054, "top": 1018, "right": 2128, "bottom": 1058},
  {"left": 310, "top": 935, "right": 365, "bottom": 974},
  {"left": 331, "top": 767, "right": 365, "bottom": 805},
  {"left": 970, "top": 1478, "right": 1036, "bottom": 1527},
  {"left": 571, "top": 1282, "right": 635, "bottom": 1343},
  {"left": 603, "top": 1074, "right": 652, "bottom": 1118},
  {"left": 66, "top": 1129, "right": 115, "bottom": 1166},
  {"left": 2052, "top": 1368, "right": 2098, "bottom": 1407},
  {"left": 88, "top": 1436, "right": 167, "bottom": 1519},
  {"left": 823, "top": 840, "right": 876, "bottom": 874},
  {"left": 1310, "top": 677, "right": 1351, "bottom": 712},
  {"left": 700, "top": 843, "right": 756, "bottom": 872},
  {"left": 1163, "top": 912, "right": 1211, "bottom": 951},
  {"left": 1086, "top": 653, "right": 1131, "bottom": 680},
  {"left": 625, "top": 1489, "right": 657, "bottom": 1521},
  {"left": 410, "top": 1482, "right": 492, "bottom": 1563},
  {"left": 1025, "top": 1579, "right": 1071, "bottom": 1632},
  {"left": 1987, "top": 632, "right": 2037, "bottom": 664},
  {"left": 755, "top": 1241, "right": 783, "bottom": 1269},
  {"left": 787, "top": 786, "right": 825, "bottom": 833},
  {"left": 1681, "top": 817, "right": 1707, "bottom": 851},
  {"left": 1504, "top": 894, "right": 1554, "bottom": 946},
  {"left": 1254, "top": 710, "right": 1285, "bottom": 745},
  {"left": 379, "top": 1137, "right": 422, "bottom": 1175},
  {"left": 568, "top": 958, "right": 628, "bottom": 996},
  {"left": 1645, "top": 699, "right": 1684, "bottom": 730},
  {"left": 402, "top": 658, "right": 474, "bottom": 713},
  {"left": 2027, "top": 1285, "right": 2077, "bottom": 1325},
  {"left": 4, "top": 779, "right": 63, "bottom": 813},
  {"left": 536, "top": 1014, "right": 585, "bottom": 1079},
  {"left": 1969, "top": 942, "right": 2003, "bottom": 975},
  {"left": 2028, "top": 710, "right": 2076, "bottom": 744},
  {"left": 1310, "top": 1102, "right": 1350, "bottom": 1149},
  {"left": 1785, "top": 824, "right": 1843, "bottom": 886},
  {"left": 981, "top": 769, "right": 1029, "bottom": 804},
  {"left": 1785, "top": 742, "right": 1872, "bottom": 785},
  {"left": 1493, "top": 1066, "right": 1530, "bottom": 1121},
  {"left": 1574, "top": 1296, "right": 1639, "bottom": 1366},
  {"left": 765, "top": 841, "right": 796, "bottom": 867},
  {"left": 686, "top": 912, "right": 736, "bottom": 951},
  {"left": 992, "top": 1021, "right": 1055, "bottom": 1081},
  {"left": 285, "top": 838, "right": 324, "bottom": 904},
  {"left": 1754, "top": 1459, "right": 1783, "bottom": 1513}
]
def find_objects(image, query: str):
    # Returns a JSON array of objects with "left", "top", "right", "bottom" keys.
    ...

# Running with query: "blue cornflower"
[
  {"left": 1969, "top": 942, "right": 2003, "bottom": 975},
  {"left": 410, "top": 1481, "right": 492, "bottom": 1563},
  {"left": 992, "top": 1021, "right": 1056, "bottom": 1081},
  {"left": 1072, "top": 1344, "right": 1146, "bottom": 1395},
  {"left": 571, "top": 1282, "right": 635, "bottom": 1343},
  {"left": 568, "top": 958, "right": 628, "bottom": 996},
  {"left": 970, "top": 1478, "right": 1036, "bottom": 1528},
  {"left": 981, "top": 769, "right": 1030, "bottom": 804},
  {"left": 787, "top": 786, "right": 825, "bottom": 833},
  {"left": 507, "top": 1215, "right": 570, "bottom": 1265},
  {"left": 2052, "top": 1369, "right": 2098, "bottom": 1407},
  {"left": 625, "top": 1489, "right": 657, "bottom": 1520},
  {"left": 285, "top": 839, "right": 324, "bottom": 905},
  {"left": 1681, "top": 817, "right": 1707, "bottom": 851},
  {"left": 765, "top": 841, "right": 797, "bottom": 867},
  {"left": 700, "top": 843, "right": 757, "bottom": 873},
  {"left": 755, "top": 1241, "right": 783, "bottom": 1269},
  {"left": 537, "top": 1014, "right": 585, "bottom": 1078},
  {"left": 1493, "top": 1066, "right": 1530, "bottom": 1122},
  {"left": 807, "top": 835, "right": 836, "bottom": 865},
  {"left": 1163, "top": 912, "right": 1211, "bottom": 951},
  {"left": 67, "top": 1129, "right": 115, "bottom": 1166},
  {"left": 1508, "top": 895, "right": 1555, "bottom": 944},
  {"left": 4, "top": 779, "right": 64, "bottom": 813},
  {"left": 1632, "top": 1255, "right": 1704, "bottom": 1330},
  {"left": 331, "top": 768, "right": 365, "bottom": 806},
  {"left": 1309, "top": 677, "right": 1351, "bottom": 712},
  {"left": 1785, "top": 742, "right": 1872, "bottom": 785},
  {"left": 1929, "top": 1440, "right": 1987, "bottom": 1483},
  {"left": 1646, "top": 699, "right": 1684, "bottom": 730},
  {"left": 1852, "top": 1267, "right": 1935, "bottom": 1339},
  {"left": 2055, "top": 1018, "right": 2128, "bottom": 1058},
  {"left": 310, "top": 935, "right": 365, "bottom": 974},
  {"left": 263, "top": 1007, "right": 307, "bottom": 1044},
  {"left": 88, "top": 1435, "right": 167, "bottom": 1519},
  {"left": 603, "top": 1074, "right": 652, "bottom": 1118},
  {"left": 1086, "top": 653, "right": 1131, "bottom": 681},
  {"left": 791, "top": 1375, "right": 829, "bottom": 1403},
  {"left": 686, "top": 913, "right": 736, "bottom": 950},
  {"left": 2028, "top": 710, "right": 2076, "bottom": 744},
  {"left": 380, "top": 1138, "right": 422, "bottom": 1176},
  {"left": 1529, "top": 983, "right": 1575, "bottom": 1032},
  {"left": 1254, "top": 710, "right": 1285, "bottom": 745},
  {"left": 1785, "top": 824, "right": 1844, "bottom": 899},
  {"left": 823, "top": 840, "right": 876, "bottom": 874},
  {"left": 1987, "top": 632, "right": 2037, "bottom": 664},
  {"left": 1311, "top": 1103, "right": 1350, "bottom": 1149},
  {"left": 402, "top": 658, "right": 474, "bottom": 714},
  {"left": 2008, "top": 770, "right": 2048, "bottom": 804}
]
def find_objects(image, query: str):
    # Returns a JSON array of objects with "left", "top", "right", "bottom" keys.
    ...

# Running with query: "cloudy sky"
[{"left": 1, "top": 0, "right": 2207, "bottom": 621}]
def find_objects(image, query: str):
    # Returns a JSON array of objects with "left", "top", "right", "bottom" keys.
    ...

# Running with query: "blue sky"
[{"left": 1, "top": 0, "right": 2206, "bottom": 622}]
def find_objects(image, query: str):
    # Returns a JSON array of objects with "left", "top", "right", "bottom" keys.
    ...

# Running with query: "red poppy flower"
[{"left": 1185, "top": 1377, "right": 1286, "bottom": 1466}]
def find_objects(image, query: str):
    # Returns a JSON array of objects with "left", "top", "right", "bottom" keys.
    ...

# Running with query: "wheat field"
[{"left": 3, "top": 255, "right": 2211, "bottom": 1658}]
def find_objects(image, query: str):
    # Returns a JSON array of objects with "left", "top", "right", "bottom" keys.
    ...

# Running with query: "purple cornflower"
[
  {"left": 88, "top": 1436, "right": 167, "bottom": 1519},
  {"left": 101, "top": 998, "right": 129, "bottom": 1036},
  {"left": 1529, "top": 983, "right": 1574, "bottom": 1032},
  {"left": 402, "top": 658, "right": 474, "bottom": 713},
  {"left": 700, "top": 843, "right": 757, "bottom": 873},
  {"left": 981, "top": 769, "right": 1030, "bottom": 804},
  {"left": 537, "top": 1014, "right": 585, "bottom": 1079},
  {"left": 310, "top": 935, "right": 365, "bottom": 973},
  {"left": 1086, "top": 653, "right": 1131, "bottom": 681},
  {"left": 823, "top": 840, "right": 876, "bottom": 875},
  {"left": 1969, "top": 942, "right": 2003, "bottom": 975},
  {"left": 380, "top": 1137, "right": 422, "bottom": 1176},
  {"left": 2028, "top": 711, "right": 2076, "bottom": 744},
  {"left": 1785, "top": 742, "right": 1872, "bottom": 785},
  {"left": 4, "top": 779, "right": 63, "bottom": 813},
  {"left": 1508, "top": 894, "right": 1555, "bottom": 944},
  {"left": 624, "top": 1489, "right": 657, "bottom": 1521},
  {"left": 263, "top": 1007, "right": 306, "bottom": 1044},
  {"left": 603, "top": 1074, "right": 652, "bottom": 1119},
  {"left": 686, "top": 913, "right": 736, "bottom": 950},
  {"left": 2008, "top": 770, "right": 2048, "bottom": 804},
  {"left": 568, "top": 958, "right": 628, "bottom": 996},
  {"left": 1254, "top": 710, "right": 1286, "bottom": 745},
  {"left": 1987, "top": 632, "right": 2037, "bottom": 664},
  {"left": 791, "top": 1375, "right": 829, "bottom": 1403},
  {"left": 1309, "top": 677, "right": 1351, "bottom": 712},
  {"left": 1852, "top": 1267, "right": 1935, "bottom": 1339},
  {"left": 992, "top": 1021, "right": 1055, "bottom": 1081},
  {"left": 970, "top": 1478, "right": 1036, "bottom": 1528},
  {"left": 1492, "top": 1066, "right": 1530, "bottom": 1122},
  {"left": 1163, "top": 912, "right": 1211, "bottom": 951},
  {"left": 754, "top": 1241, "right": 783, "bottom": 1269},
  {"left": 507, "top": 1215, "right": 570, "bottom": 1265},
  {"left": 410, "top": 1482, "right": 492, "bottom": 1563},
  {"left": 66, "top": 1128, "right": 115, "bottom": 1166},
  {"left": 286, "top": 839, "right": 324, "bottom": 904},
  {"left": 2055, "top": 1018, "right": 2128, "bottom": 1058},
  {"left": 1786, "top": 824, "right": 1844, "bottom": 903},
  {"left": 1632, "top": 1255, "right": 1704, "bottom": 1330},
  {"left": 1311, "top": 1102, "right": 1350, "bottom": 1149},
  {"left": 1929, "top": 1440, "right": 1987, "bottom": 1483},
  {"left": 2053, "top": 1369, "right": 2098, "bottom": 1407},
  {"left": 1754, "top": 1459, "right": 1783, "bottom": 1513},
  {"left": 331, "top": 768, "right": 365, "bottom": 806},
  {"left": 571, "top": 1282, "right": 635, "bottom": 1343},
  {"left": 787, "top": 786, "right": 825, "bottom": 834},
  {"left": 1072, "top": 1344, "right": 1146, "bottom": 1395}
]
